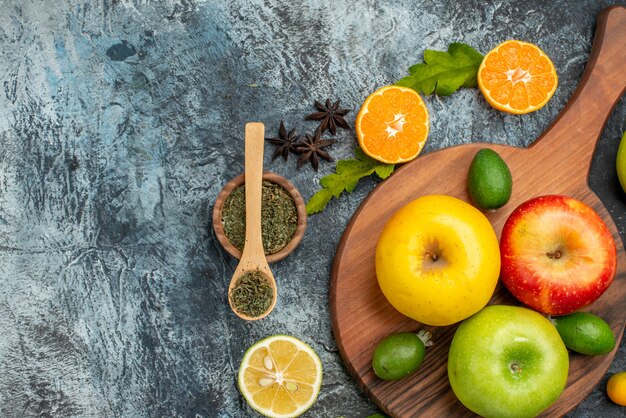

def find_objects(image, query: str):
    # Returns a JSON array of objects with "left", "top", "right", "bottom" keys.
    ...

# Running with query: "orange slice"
[
  {"left": 238, "top": 335, "right": 322, "bottom": 417},
  {"left": 478, "top": 40, "right": 558, "bottom": 114},
  {"left": 356, "top": 85, "right": 430, "bottom": 164}
]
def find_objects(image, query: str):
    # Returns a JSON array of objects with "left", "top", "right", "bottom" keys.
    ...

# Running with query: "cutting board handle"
[{"left": 531, "top": 6, "right": 626, "bottom": 183}]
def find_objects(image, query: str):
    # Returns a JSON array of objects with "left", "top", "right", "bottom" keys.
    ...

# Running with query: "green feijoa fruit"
[
  {"left": 467, "top": 148, "right": 512, "bottom": 211},
  {"left": 372, "top": 332, "right": 426, "bottom": 380},
  {"left": 553, "top": 312, "right": 616, "bottom": 355}
]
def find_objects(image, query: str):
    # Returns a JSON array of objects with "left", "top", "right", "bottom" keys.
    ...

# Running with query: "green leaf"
[
  {"left": 396, "top": 42, "right": 483, "bottom": 96},
  {"left": 306, "top": 148, "right": 395, "bottom": 215},
  {"left": 374, "top": 164, "right": 394, "bottom": 179},
  {"left": 353, "top": 147, "right": 394, "bottom": 179},
  {"left": 305, "top": 188, "right": 334, "bottom": 215}
]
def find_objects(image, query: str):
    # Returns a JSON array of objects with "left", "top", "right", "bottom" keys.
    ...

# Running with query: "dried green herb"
[
  {"left": 230, "top": 271, "right": 274, "bottom": 318},
  {"left": 222, "top": 181, "right": 298, "bottom": 255}
]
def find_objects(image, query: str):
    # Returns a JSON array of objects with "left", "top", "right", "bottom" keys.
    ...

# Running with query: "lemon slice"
[{"left": 238, "top": 335, "right": 322, "bottom": 418}]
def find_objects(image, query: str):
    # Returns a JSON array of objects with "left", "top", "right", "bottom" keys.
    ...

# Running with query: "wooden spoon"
[
  {"left": 330, "top": 5, "right": 626, "bottom": 418},
  {"left": 228, "top": 122, "right": 277, "bottom": 321}
]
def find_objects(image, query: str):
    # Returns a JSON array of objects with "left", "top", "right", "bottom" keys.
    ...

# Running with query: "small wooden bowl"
[{"left": 213, "top": 172, "right": 307, "bottom": 263}]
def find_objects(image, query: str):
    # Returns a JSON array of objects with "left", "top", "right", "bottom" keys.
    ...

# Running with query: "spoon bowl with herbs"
[
  {"left": 229, "top": 269, "right": 276, "bottom": 320},
  {"left": 228, "top": 123, "right": 278, "bottom": 320}
]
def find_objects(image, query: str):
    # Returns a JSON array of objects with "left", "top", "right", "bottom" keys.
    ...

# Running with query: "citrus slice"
[
  {"left": 238, "top": 335, "right": 322, "bottom": 418},
  {"left": 356, "top": 85, "right": 429, "bottom": 164},
  {"left": 478, "top": 40, "right": 558, "bottom": 114}
]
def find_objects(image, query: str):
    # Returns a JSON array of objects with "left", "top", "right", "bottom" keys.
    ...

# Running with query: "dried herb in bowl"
[
  {"left": 221, "top": 181, "right": 298, "bottom": 255},
  {"left": 230, "top": 271, "right": 274, "bottom": 318}
]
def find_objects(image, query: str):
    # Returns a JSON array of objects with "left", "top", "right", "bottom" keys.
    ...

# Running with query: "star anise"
[
  {"left": 294, "top": 128, "right": 336, "bottom": 171},
  {"left": 265, "top": 121, "right": 300, "bottom": 161},
  {"left": 305, "top": 98, "right": 350, "bottom": 135}
]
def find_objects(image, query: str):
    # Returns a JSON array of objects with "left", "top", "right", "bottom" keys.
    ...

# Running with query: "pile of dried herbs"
[
  {"left": 222, "top": 181, "right": 298, "bottom": 255},
  {"left": 230, "top": 271, "right": 274, "bottom": 318}
]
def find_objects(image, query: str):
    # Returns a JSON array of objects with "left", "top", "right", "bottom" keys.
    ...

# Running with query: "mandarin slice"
[
  {"left": 478, "top": 40, "right": 558, "bottom": 114},
  {"left": 356, "top": 85, "right": 429, "bottom": 164}
]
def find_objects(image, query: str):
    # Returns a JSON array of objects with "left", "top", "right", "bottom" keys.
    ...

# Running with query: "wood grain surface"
[{"left": 330, "top": 6, "right": 626, "bottom": 417}]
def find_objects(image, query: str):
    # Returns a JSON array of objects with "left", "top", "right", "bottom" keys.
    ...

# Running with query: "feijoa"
[
  {"left": 467, "top": 148, "right": 512, "bottom": 211},
  {"left": 372, "top": 332, "right": 426, "bottom": 380},
  {"left": 553, "top": 312, "right": 615, "bottom": 355}
]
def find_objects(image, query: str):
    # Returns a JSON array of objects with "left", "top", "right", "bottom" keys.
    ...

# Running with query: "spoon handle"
[
  {"left": 531, "top": 6, "right": 626, "bottom": 181},
  {"left": 242, "top": 122, "right": 266, "bottom": 263}
]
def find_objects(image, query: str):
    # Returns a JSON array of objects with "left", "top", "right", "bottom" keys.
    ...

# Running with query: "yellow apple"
[{"left": 375, "top": 195, "right": 500, "bottom": 326}]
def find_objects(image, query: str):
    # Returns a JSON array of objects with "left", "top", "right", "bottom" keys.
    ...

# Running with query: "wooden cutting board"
[{"left": 330, "top": 6, "right": 626, "bottom": 417}]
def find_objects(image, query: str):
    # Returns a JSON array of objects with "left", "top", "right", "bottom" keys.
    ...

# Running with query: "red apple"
[{"left": 500, "top": 195, "right": 616, "bottom": 315}]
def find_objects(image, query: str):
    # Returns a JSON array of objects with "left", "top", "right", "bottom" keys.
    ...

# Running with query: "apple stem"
[{"left": 415, "top": 330, "right": 433, "bottom": 347}]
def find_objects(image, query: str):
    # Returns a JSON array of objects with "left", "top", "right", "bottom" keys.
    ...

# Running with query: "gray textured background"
[{"left": 0, "top": 0, "right": 625, "bottom": 417}]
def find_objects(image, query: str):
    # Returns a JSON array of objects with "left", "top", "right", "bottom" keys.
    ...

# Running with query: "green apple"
[{"left": 448, "top": 305, "right": 569, "bottom": 418}]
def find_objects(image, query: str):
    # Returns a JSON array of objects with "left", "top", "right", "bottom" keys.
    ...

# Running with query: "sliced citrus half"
[
  {"left": 238, "top": 335, "right": 322, "bottom": 418},
  {"left": 478, "top": 40, "right": 558, "bottom": 114},
  {"left": 356, "top": 85, "right": 429, "bottom": 164}
]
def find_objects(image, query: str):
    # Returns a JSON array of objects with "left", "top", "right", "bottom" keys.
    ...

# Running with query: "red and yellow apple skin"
[{"left": 500, "top": 195, "right": 616, "bottom": 316}]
